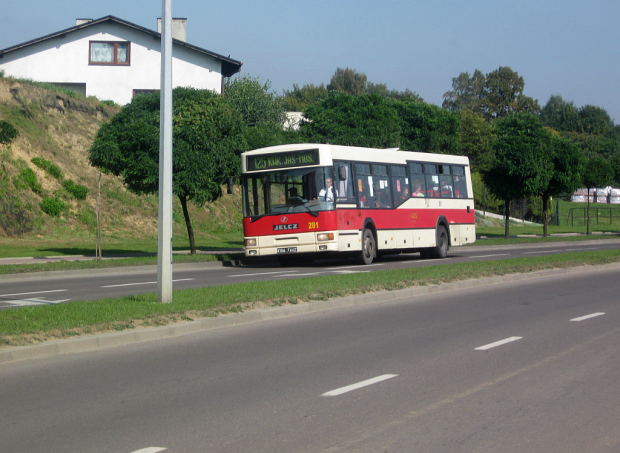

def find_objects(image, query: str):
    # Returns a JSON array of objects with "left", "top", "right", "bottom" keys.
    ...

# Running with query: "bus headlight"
[
  {"left": 245, "top": 238, "right": 257, "bottom": 247},
  {"left": 317, "top": 233, "right": 334, "bottom": 241}
]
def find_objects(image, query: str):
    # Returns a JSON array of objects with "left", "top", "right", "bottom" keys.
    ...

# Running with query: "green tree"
[
  {"left": 327, "top": 67, "right": 368, "bottom": 95},
  {"left": 394, "top": 99, "right": 460, "bottom": 153},
  {"left": 481, "top": 67, "right": 540, "bottom": 120},
  {"left": 282, "top": 83, "right": 328, "bottom": 111},
  {"left": 442, "top": 70, "right": 485, "bottom": 113},
  {"left": 88, "top": 88, "right": 245, "bottom": 254},
  {"left": 300, "top": 92, "right": 401, "bottom": 148},
  {"left": 457, "top": 110, "right": 496, "bottom": 173},
  {"left": 540, "top": 135, "right": 583, "bottom": 237},
  {"left": 484, "top": 112, "right": 554, "bottom": 239},
  {"left": 367, "top": 82, "right": 424, "bottom": 101},
  {"left": 540, "top": 95, "right": 580, "bottom": 132},
  {"left": 0, "top": 120, "right": 18, "bottom": 145},
  {"left": 224, "top": 75, "right": 286, "bottom": 128},
  {"left": 578, "top": 104, "right": 614, "bottom": 135},
  {"left": 581, "top": 155, "right": 614, "bottom": 235}
]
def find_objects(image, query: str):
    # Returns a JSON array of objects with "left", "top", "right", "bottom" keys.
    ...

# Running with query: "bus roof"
[{"left": 241, "top": 144, "right": 470, "bottom": 173}]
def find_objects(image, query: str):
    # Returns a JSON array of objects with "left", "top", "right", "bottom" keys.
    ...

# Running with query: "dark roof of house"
[{"left": 0, "top": 15, "right": 242, "bottom": 77}]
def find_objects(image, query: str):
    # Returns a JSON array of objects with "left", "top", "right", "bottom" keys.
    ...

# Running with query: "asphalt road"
[
  {"left": 1, "top": 267, "right": 619, "bottom": 452},
  {"left": 0, "top": 239, "right": 619, "bottom": 308}
]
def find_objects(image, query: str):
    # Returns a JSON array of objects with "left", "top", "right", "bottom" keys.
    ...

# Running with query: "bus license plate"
[{"left": 277, "top": 247, "right": 298, "bottom": 254}]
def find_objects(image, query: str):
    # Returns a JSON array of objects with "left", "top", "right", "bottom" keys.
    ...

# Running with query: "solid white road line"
[
  {"left": 101, "top": 278, "right": 194, "bottom": 288},
  {"left": 276, "top": 272, "right": 321, "bottom": 277},
  {"left": 475, "top": 336, "right": 523, "bottom": 351},
  {"left": 326, "top": 264, "right": 384, "bottom": 270},
  {"left": 523, "top": 250, "right": 558, "bottom": 254},
  {"left": 0, "top": 289, "right": 68, "bottom": 298},
  {"left": 228, "top": 270, "right": 298, "bottom": 278},
  {"left": 571, "top": 312, "right": 605, "bottom": 322},
  {"left": 322, "top": 374, "right": 398, "bottom": 397},
  {"left": 469, "top": 254, "right": 510, "bottom": 258},
  {"left": 130, "top": 448, "right": 166, "bottom": 453}
]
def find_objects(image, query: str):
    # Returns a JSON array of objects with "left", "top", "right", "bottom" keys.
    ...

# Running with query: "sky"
[{"left": 2, "top": 0, "right": 619, "bottom": 122}]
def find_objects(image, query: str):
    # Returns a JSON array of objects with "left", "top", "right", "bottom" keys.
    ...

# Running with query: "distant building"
[{"left": 0, "top": 16, "right": 242, "bottom": 105}]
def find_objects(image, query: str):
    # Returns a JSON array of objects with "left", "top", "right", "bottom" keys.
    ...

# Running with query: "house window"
[
  {"left": 133, "top": 89, "right": 158, "bottom": 98},
  {"left": 89, "top": 41, "right": 130, "bottom": 65}
]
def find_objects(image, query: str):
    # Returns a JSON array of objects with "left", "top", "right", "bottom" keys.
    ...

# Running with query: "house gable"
[{"left": 0, "top": 16, "right": 242, "bottom": 106}]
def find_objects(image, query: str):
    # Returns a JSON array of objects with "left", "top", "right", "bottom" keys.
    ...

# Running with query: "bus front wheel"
[{"left": 356, "top": 229, "right": 376, "bottom": 265}]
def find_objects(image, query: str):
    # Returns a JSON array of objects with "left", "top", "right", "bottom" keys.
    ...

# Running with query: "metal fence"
[{"left": 566, "top": 207, "right": 620, "bottom": 226}]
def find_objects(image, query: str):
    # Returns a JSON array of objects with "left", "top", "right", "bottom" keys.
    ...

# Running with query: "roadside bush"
[
  {"left": 15, "top": 168, "right": 43, "bottom": 194},
  {"left": 63, "top": 179, "right": 89, "bottom": 200},
  {"left": 0, "top": 120, "right": 19, "bottom": 145},
  {"left": 31, "top": 156, "right": 64, "bottom": 180},
  {"left": 40, "top": 195, "right": 66, "bottom": 217},
  {"left": 0, "top": 197, "right": 33, "bottom": 236}
]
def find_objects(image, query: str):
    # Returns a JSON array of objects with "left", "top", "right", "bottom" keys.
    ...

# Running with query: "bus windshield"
[{"left": 242, "top": 167, "right": 335, "bottom": 218}]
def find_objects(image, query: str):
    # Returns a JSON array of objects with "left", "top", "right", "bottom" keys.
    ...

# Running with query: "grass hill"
[{"left": 0, "top": 75, "right": 243, "bottom": 253}]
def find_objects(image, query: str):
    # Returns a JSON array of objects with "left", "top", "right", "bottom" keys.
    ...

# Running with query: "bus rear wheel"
[
  {"left": 356, "top": 229, "right": 376, "bottom": 265},
  {"left": 431, "top": 225, "right": 449, "bottom": 259}
]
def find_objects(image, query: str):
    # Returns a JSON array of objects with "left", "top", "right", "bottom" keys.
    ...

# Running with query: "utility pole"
[{"left": 158, "top": 0, "right": 173, "bottom": 302}]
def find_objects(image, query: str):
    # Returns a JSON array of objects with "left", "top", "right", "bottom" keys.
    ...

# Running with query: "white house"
[{"left": 0, "top": 16, "right": 242, "bottom": 105}]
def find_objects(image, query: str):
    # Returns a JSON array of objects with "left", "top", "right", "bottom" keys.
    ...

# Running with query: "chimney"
[
  {"left": 76, "top": 19, "right": 93, "bottom": 26},
  {"left": 157, "top": 18, "right": 187, "bottom": 42}
]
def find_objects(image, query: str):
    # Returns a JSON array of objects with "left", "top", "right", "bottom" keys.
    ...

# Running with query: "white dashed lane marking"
[
  {"left": 475, "top": 336, "right": 523, "bottom": 351},
  {"left": 129, "top": 448, "right": 166, "bottom": 453},
  {"left": 571, "top": 312, "right": 605, "bottom": 322},
  {"left": 322, "top": 374, "right": 398, "bottom": 397}
]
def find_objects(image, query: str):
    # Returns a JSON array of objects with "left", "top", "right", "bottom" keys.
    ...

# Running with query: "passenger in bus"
[
  {"left": 441, "top": 180, "right": 453, "bottom": 197},
  {"left": 454, "top": 175, "right": 466, "bottom": 198},
  {"left": 375, "top": 192, "right": 390, "bottom": 208},
  {"left": 400, "top": 187, "right": 410, "bottom": 202},
  {"left": 412, "top": 182, "right": 424, "bottom": 197},
  {"left": 319, "top": 178, "right": 337, "bottom": 202}
]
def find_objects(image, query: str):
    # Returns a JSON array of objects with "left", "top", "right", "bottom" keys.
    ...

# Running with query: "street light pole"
[{"left": 157, "top": 0, "right": 173, "bottom": 302}]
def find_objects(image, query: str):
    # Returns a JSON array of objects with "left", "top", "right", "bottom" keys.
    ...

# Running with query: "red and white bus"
[{"left": 241, "top": 144, "right": 475, "bottom": 265}]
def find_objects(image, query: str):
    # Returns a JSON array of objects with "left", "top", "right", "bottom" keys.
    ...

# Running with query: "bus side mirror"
[{"left": 338, "top": 166, "right": 347, "bottom": 181}]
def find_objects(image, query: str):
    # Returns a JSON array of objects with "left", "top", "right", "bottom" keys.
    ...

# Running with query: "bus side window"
[
  {"left": 334, "top": 162, "right": 355, "bottom": 202},
  {"left": 452, "top": 166, "right": 468, "bottom": 198},
  {"left": 355, "top": 163, "right": 373, "bottom": 207},
  {"left": 372, "top": 164, "right": 390, "bottom": 208},
  {"left": 439, "top": 165, "right": 454, "bottom": 198},
  {"left": 391, "top": 165, "right": 409, "bottom": 206},
  {"left": 408, "top": 162, "right": 426, "bottom": 198},
  {"left": 423, "top": 164, "right": 439, "bottom": 197}
]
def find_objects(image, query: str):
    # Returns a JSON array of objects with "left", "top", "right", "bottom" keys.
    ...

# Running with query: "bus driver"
[{"left": 319, "top": 178, "right": 337, "bottom": 202}]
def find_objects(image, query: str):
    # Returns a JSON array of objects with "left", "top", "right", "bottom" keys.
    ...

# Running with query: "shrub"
[
  {"left": 16, "top": 168, "right": 43, "bottom": 194},
  {"left": 0, "top": 120, "right": 19, "bottom": 145},
  {"left": 40, "top": 195, "right": 66, "bottom": 217},
  {"left": 0, "top": 198, "right": 33, "bottom": 236},
  {"left": 31, "top": 156, "right": 64, "bottom": 180},
  {"left": 63, "top": 179, "right": 89, "bottom": 199}
]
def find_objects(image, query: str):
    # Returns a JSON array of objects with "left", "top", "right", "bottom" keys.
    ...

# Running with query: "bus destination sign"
[{"left": 247, "top": 149, "right": 320, "bottom": 171}]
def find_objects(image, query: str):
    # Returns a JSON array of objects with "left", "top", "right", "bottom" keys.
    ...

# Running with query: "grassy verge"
[
  {"left": 472, "top": 233, "right": 620, "bottom": 246},
  {"left": 2, "top": 248, "right": 620, "bottom": 348},
  {"left": 0, "top": 252, "right": 246, "bottom": 275}
]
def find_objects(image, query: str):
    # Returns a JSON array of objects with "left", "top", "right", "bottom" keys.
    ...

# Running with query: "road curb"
[{"left": 3, "top": 262, "right": 620, "bottom": 364}]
